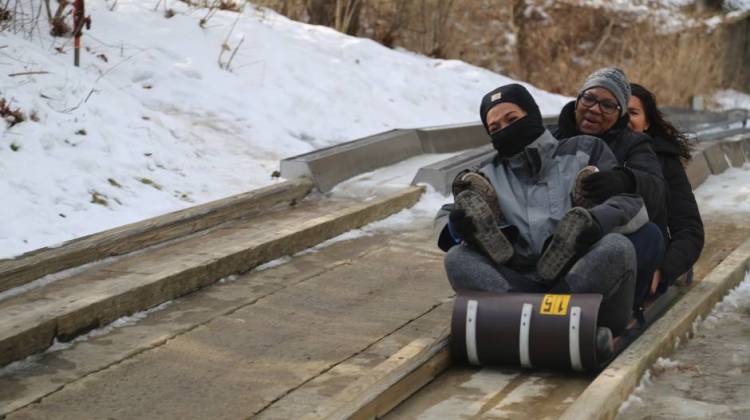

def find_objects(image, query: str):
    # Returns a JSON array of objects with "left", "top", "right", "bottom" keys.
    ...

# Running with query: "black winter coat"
[
  {"left": 650, "top": 136, "right": 705, "bottom": 284},
  {"left": 554, "top": 101, "right": 668, "bottom": 231}
]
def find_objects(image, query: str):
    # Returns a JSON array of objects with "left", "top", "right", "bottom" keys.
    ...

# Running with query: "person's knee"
[
  {"left": 571, "top": 233, "right": 636, "bottom": 274},
  {"left": 627, "top": 223, "right": 665, "bottom": 262},
  {"left": 603, "top": 233, "right": 636, "bottom": 269},
  {"left": 444, "top": 245, "right": 476, "bottom": 289},
  {"left": 641, "top": 223, "right": 664, "bottom": 251},
  {"left": 444, "top": 245, "right": 463, "bottom": 275}
]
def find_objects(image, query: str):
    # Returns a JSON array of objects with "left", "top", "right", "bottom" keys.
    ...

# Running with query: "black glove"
[
  {"left": 581, "top": 169, "right": 635, "bottom": 202},
  {"left": 574, "top": 218, "right": 603, "bottom": 255},
  {"left": 449, "top": 207, "right": 476, "bottom": 241}
]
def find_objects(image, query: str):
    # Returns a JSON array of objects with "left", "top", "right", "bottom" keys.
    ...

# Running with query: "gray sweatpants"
[{"left": 444, "top": 233, "right": 637, "bottom": 333}]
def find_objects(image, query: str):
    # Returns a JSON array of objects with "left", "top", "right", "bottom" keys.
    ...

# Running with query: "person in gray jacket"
[{"left": 435, "top": 84, "right": 649, "bottom": 336}]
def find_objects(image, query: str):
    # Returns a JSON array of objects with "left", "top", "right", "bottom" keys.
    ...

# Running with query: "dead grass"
[
  {"left": 139, "top": 177, "right": 163, "bottom": 190},
  {"left": 0, "top": 98, "right": 25, "bottom": 127},
  {"left": 108, "top": 178, "right": 123, "bottom": 188},
  {"left": 255, "top": 0, "right": 464, "bottom": 56},
  {"left": 0, "top": 6, "right": 11, "bottom": 22},
  {"left": 514, "top": 1, "right": 748, "bottom": 105},
  {"left": 90, "top": 191, "right": 109, "bottom": 206},
  {"left": 217, "top": 0, "right": 243, "bottom": 12},
  {"left": 254, "top": 0, "right": 748, "bottom": 105}
]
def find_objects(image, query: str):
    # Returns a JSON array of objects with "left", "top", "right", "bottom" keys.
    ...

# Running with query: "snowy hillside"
[{"left": 0, "top": 0, "right": 569, "bottom": 258}]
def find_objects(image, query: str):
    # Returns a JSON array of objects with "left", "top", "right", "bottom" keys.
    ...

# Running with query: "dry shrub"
[
  {"left": 514, "top": 1, "right": 750, "bottom": 105},
  {"left": 44, "top": 0, "right": 72, "bottom": 37},
  {"left": 0, "top": 98, "right": 26, "bottom": 127},
  {"left": 177, "top": 0, "right": 243, "bottom": 12},
  {"left": 1, "top": 0, "right": 75, "bottom": 37},
  {"left": 49, "top": 16, "right": 70, "bottom": 36},
  {"left": 304, "top": 0, "right": 362, "bottom": 35},
  {"left": 0, "top": 6, "right": 12, "bottom": 22},
  {"left": 254, "top": 0, "right": 461, "bottom": 55},
  {"left": 357, "top": 0, "right": 459, "bottom": 57},
  {"left": 253, "top": 0, "right": 748, "bottom": 103},
  {"left": 217, "top": 0, "right": 242, "bottom": 12},
  {"left": 250, "top": 0, "right": 307, "bottom": 21},
  {"left": 251, "top": 0, "right": 362, "bottom": 34}
]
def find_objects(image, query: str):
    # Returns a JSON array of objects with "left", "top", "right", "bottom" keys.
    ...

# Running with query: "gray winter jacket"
[{"left": 435, "top": 130, "right": 649, "bottom": 270}]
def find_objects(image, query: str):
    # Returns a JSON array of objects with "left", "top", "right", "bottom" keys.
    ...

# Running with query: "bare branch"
[
  {"left": 224, "top": 34, "right": 244, "bottom": 71},
  {"left": 8, "top": 70, "right": 50, "bottom": 77}
]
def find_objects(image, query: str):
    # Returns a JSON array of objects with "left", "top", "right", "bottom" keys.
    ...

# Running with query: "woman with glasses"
[
  {"left": 554, "top": 67, "right": 668, "bottom": 315},
  {"left": 628, "top": 83, "right": 704, "bottom": 300},
  {"left": 554, "top": 68, "right": 666, "bottom": 222}
]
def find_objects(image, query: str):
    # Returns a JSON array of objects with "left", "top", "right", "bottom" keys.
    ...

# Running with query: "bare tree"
[
  {"left": 428, "top": 0, "right": 454, "bottom": 57},
  {"left": 378, "top": 0, "right": 411, "bottom": 48},
  {"left": 305, "top": 0, "right": 360, "bottom": 35},
  {"left": 333, "top": 0, "right": 360, "bottom": 34}
]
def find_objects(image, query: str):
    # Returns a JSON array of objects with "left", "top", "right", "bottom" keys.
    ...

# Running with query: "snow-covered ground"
[
  {"left": 714, "top": 89, "right": 750, "bottom": 110},
  {"left": 0, "top": 0, "right": 569, "bottom": 259},
  {"left": 531, "top": 0, "right": 750, "bottom": 32},
  {"left": 617, "top": 271, "right": 750, "bottom": 419},
  {"left": 2, "top": 0, "right": 748, "bottom": 261},
  {"left": 694, "top": 163, "right": 750, "bottom": 215}
]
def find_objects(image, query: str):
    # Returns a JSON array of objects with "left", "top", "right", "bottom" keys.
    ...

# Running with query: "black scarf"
[{"left": 491, "top": 115, "right": 546, "bottom": 157}]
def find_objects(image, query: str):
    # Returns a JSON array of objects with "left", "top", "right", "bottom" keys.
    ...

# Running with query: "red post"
[{"left": 73, "top": 0, "right": 91, "bottom": 67}]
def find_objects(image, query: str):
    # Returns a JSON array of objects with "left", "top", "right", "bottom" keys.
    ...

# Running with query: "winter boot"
[
  {"left": 452, "top": 171, "right": 505, "bottom": 225},
  {"left": 454, "top": 189, "right": 513, "bottom": 266},
  {"left": 536, "top": 207, "right": 597, "bottom": 284},
  {"left": 571, "top": 165, "right": 599, "bottom": 208}
]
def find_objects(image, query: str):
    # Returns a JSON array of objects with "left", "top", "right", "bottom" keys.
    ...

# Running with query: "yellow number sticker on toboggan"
[{"left": 540, "top": 294, "right": 571, "bottom": 316}]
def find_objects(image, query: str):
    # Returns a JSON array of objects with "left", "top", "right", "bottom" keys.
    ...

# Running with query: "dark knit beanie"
[
  {"left": 479, "top": 83, "right": 542, "bottom": 133},
  {"left": 579, "top": 67, "right": 631, "bottom": 117}
]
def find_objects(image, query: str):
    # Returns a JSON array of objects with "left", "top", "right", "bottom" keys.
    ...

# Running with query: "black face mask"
[{"left": 490, "top": 116, "right": 546, "bottom": 157}]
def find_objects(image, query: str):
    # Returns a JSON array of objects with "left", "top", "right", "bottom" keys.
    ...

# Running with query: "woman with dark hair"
[{"left": 628, "top": 83, "right": 704, "bottom": 298}]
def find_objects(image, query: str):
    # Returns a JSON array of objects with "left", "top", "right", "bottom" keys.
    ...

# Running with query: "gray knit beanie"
[{"left": 579, "top": 67, "right": 631, "bottom": 117}]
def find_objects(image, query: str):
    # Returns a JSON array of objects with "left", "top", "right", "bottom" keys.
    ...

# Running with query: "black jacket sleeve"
[
  {"left": 585, "top": 136, "right": 619, "bottom": 169},
  {"left": 620, "top": 137, "right": 668, "bottom": 225},
  {"left": 584, "top": 137, "right": 649, "bottom": 235},
  {"left": 659, "top": 155, "right": 705, "bottom": 283},
  {"left": 588, "top": 193, "right": 649, "bottom": 235}
]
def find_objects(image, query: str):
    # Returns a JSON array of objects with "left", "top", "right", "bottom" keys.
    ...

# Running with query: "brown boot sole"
[
  {"left": 536, "top": 207, "right": 594, "bottom": 284},
  {"left": 453, "top": 172, "right": 505, "bottom": 224},
  {"left": 455, "top": 190, "right": 513, "bottom": 265}
]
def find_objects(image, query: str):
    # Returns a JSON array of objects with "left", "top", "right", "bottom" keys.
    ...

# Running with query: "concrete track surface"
[
  {"left": 1, "top": 207, "right": 747, "bottom": 419},
  {"left": 385, "top": 217, "right": 750, "bottom": 420},
  {"left": 2, "top": 112, "right": 748, "bottom": 419},
  {"left": 0, "top": 202, "right": 452, "bottom": 419},
  {"left": 616, "top": 215, "right": 750, "bottom": 420}
]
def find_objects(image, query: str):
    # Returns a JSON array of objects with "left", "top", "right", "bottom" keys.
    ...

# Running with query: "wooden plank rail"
[
  {"left": 0, "top": 179, "right": 314, "bottom": 294},
  {"left": 560, "top": 238, "right": 750, "bottom": 420},
  {"left": 303, "top": 331, "right": 452, "bottom": 420},
  {"left": 0, "top": 186, "right": 425, "bottom": 368}
]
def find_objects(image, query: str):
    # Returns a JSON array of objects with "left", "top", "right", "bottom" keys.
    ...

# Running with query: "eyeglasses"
[{"left": 578, "top": 93, "right": 621, "bottom": 115}]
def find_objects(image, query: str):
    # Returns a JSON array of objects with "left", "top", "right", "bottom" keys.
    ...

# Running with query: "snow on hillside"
[
  {"left": 713, "top": 89, "right": 750, "bottom": 111},
  {"left": 0, "top": 1, "right": 570, "bottom": 259},
  {"left": 536, "top": 0, "right": 750, "bottom": 33}
]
